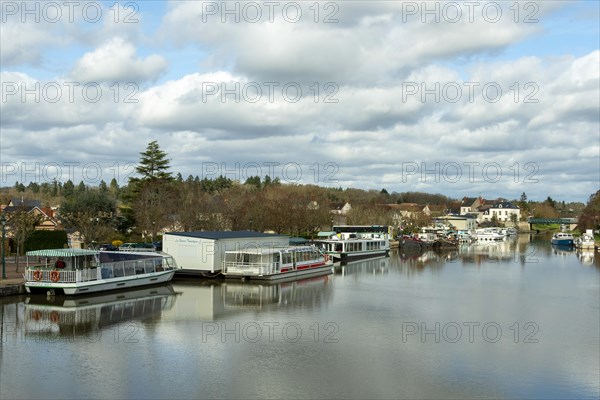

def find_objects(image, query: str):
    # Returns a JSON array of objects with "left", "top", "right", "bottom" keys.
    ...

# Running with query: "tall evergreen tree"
[{"left": 132, "top": 141, "right": 173, "bottom": 184}]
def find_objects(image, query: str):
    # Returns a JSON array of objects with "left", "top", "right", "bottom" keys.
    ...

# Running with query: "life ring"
[
  {"left": 33, "top": 270, "right": 43, "bottom": 281},
  {"left": 50, "top": 311, "right": 60, "bottom": 324},
  {"left": 50, "top": 270, "right": 60, "bottom": 283},
  {"left": 55, "top": 260, "right": 65, "bottom": 269}
]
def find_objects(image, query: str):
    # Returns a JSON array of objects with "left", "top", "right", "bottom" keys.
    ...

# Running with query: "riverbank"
[{"left": 0, "top": 262, "right": 26, "bottom": 297}]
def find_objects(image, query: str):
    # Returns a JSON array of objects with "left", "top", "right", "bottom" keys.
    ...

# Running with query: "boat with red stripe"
[{"left": 222, "top": 245, "right": 333, "bottom": 280}]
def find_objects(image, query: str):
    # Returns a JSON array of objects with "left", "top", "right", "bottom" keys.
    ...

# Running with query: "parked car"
[
  {"left": 119, "top": 242, "right": 156, "bottom": 251},
  {"left": 99, "top": 244, "right": 119, "bottom": 251}
]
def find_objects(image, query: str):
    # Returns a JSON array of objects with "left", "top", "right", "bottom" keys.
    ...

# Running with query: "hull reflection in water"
[
  {"left": 333, "top": 256, "right": 389, "bottom": 277},
  {"left": 23, "top": 284, "right": 178, "bottom": 337},
  {"left": 221, "top": 275, "right": 333, "bottom": 310}
]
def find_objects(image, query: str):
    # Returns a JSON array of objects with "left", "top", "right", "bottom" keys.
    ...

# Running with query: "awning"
[{"left": 26, "top": 249, "right": 99, "bottom": 257}]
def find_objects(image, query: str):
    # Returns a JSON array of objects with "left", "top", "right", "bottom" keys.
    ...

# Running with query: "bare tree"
[{"left": 6, "top": 208, "right": 41, "bottom": 272}]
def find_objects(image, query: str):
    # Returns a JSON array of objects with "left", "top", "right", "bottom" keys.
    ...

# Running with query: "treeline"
[{"left": 1, "top": 142, "right": 597, "bottom": 247}]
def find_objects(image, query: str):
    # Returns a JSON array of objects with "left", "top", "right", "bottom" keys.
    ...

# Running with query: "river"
[{"left": 1, "top": 235, "right": 598, "bottom": 399}]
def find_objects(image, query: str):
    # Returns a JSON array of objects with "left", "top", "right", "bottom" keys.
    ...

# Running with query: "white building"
[
  {"left": 479, "top": 202, "right": 521, "bottom": 223},
  {"left": 162, "top": 231, "right": 289, "bottom": 273},
  {"left": 435, "top": 215, "right": 478, "bottom": 231}
]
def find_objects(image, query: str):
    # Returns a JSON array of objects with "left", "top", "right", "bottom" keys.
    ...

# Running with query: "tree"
[
  {"left": 531, "top": 203, "right": 559, "bottom": 219},
  {"left": 134, "top": 181, "right": 177, "bottom": 240},
  {"left": 577, "top": 190, "right": 600, "bottom": 232},
  {"left": 109, "top": 178, "right": 120, "bottom": 196},
  {"left": 60, "top": 189, "right": 117, "bottom": 247},
  {"left": 99, "top": 180, "right": 108, "bottom": 193},
  {"left": 5, "top": 206, "right": 41, "bottom": 272},
  {"left": 127, "top": 141, "right": 175, "bottom": 240},
  {"left": 63, "top": 180, "right": 75, "bottom": 197},
  {"left": 131, "top": 140, "right": 173, "bottom": 186}
]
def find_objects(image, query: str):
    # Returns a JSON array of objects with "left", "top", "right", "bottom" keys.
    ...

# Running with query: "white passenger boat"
[
  {"left": 25, "top": 248, "right": 179, "bottom": 295},
  {"left": 221, "top": 245, "right": 333, "bottom": 280},
  {"left": 574, "top": 231, "right": 595, "bottom": 250},
  {"left": 474, "top": 228, "right": 505, "bottom": 242},
  {"left": 313, "top": 225, "right": 390, "bottom": 262}
]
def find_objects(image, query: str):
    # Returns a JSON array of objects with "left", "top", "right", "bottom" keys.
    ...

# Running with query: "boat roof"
[
  {"left": 225, "top": 245, "right": 317, "bottom": 255},
  {"left": 26, "top": 249, "right": 99, "bottom": 257},
  {"left": 165, "top": 231, "right": 288, "bottom": 240}
]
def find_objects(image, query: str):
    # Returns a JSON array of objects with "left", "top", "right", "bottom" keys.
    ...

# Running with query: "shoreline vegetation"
[{"left": 1, "top": 142, "right": 598, "bottom": 249}]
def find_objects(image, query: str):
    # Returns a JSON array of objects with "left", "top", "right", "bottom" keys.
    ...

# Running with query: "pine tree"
[{"left": 133, "top": 141, "right": 173, "bottom": 183}]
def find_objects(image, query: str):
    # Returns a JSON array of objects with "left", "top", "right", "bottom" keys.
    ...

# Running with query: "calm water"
[{"left": 1, "top": 235, "right": 599, "bottom": 399}]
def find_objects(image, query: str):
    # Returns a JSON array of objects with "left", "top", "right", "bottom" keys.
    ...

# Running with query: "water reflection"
[
  {"left": 162, "top": 275, "right": 334, "bottom": 320},
  {"left": 395, "top": 234, "right": 598, "bottom": 269},
  {"left": 20, "top": 284, "right": 178, "bottom": 338},
  {"left": 576, "top": 249, "right": 596, "bottom": 266},
  {"left": 333, "top": 256, "right": 389, "bottom": 277}
]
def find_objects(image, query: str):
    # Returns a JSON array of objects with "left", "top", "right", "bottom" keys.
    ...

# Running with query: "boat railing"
[
  {"left": 25, "top": 267, "right": 98, "bottom": 283},
  {"left": 26, "top": 256, "right": 176, "bottom": 283},
  {"left": 222, "top": 261, "right": 273, "bottom": 275}
]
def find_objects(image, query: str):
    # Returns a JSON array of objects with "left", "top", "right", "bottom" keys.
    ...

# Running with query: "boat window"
[
  {"left": 113, "top": 265, "right": 125, "bottom": 278},
  {"left": 144, "top": 260, "right": 155, "bottom": 273},
  {"left": 127, "top": 262, "right": 138, "bottom": 276},
  {"left": 101, "top": 265, "right": 114, "bottom": 279},
  {"left": 282, "top": 252, "right": 292, "bottom": 264}
]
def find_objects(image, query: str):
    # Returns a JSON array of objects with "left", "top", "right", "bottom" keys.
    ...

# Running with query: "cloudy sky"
[{"left": 1, "top": 0, "right": 598, "bottom": 202}]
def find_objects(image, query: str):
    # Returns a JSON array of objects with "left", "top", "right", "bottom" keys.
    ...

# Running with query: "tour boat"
[
  {"left": 313, "top": 225, "right": 390, "bottom": 262},
  {"left": 550, "top": 232, "right": 575, "bottom": 246},
  {"left": 574, "top": 231, "right": 595, "bottom": 250},
  {"left": 24, "top": 248, "right": 179, "bottom": 295},
  {"left": 221, "top": 245, "right": 333, "bottom": 280}
]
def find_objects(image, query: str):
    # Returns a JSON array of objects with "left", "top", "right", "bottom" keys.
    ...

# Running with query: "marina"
[{"left": 1, "top": 234, "right": 598, "bottom": 399}]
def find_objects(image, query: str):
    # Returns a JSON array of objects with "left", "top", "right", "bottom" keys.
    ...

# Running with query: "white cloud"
[{"left": 70, "top": 37, "right": 167, "bottom": 83}]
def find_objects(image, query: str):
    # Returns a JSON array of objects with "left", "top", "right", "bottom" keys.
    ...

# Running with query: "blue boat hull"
[{"left": 551, "top": 239, "right": 574, "bottom": 246}]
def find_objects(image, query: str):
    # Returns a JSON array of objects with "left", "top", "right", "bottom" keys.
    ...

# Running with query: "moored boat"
[
  {"left": 313, "top": 225, "right": 390, "bottom": 262},
  {"left": 574, "top": 231, "right": 595, "bottom": 250},
  {"left": 222, "top": 245, "right": 333, "bottom": 280},
  {"left": 551, "top": 232, "right": 575, "bottom": 246},
  {"left": 474, "top": 228, "right": 505, "bottom": 242},
  {"left": 25, "top": 249, "right": 179, "bottom": 296}
]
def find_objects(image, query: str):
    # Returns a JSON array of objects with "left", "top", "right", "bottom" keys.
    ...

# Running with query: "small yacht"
[{"left": 550, "top": 232, "right": 575, "bottom": 246}]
